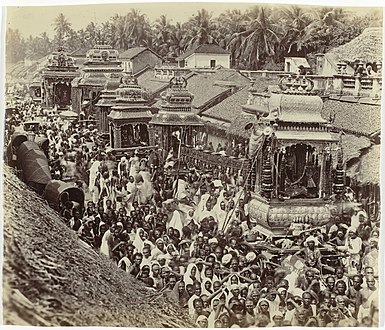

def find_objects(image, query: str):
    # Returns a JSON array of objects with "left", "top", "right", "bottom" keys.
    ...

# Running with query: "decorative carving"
[
  {"left": 278, "top": 75, "right": 314, "bottom": 94},
  {"left": 101, "top": 51, "right": 109, "bottom": 61},
  {"left": 121, "top": 75, "right": 138, "bottom": 86},
  {"left": 170, "top": 76, "right": 187, "bottom": 89}
]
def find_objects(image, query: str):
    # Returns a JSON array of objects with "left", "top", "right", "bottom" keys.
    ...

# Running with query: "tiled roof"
[
  {"left": 201, "top": 76, "right": 280, "bottom": 137},
  {"left": 322, "top": 99, "right": 381, "bottom": 136},
  {"left": 202, "top": 87, "right": 249, "bottom": 122},
  {"left": 119, "top": 47, "right": 161, "bottom": 60},
  {"left": 119, "top": 47, "right": 147, "bottom": 59},
  {"left": 176, "top": 44, "right": 230, "bottom": 60},
  {"left": 227, "top": 112, "right": 256, "bottom": 138},
  {"left": 136, "top": 69, "right": 170, "bottom": 94},
  {"left": 187, "top": 69, "right": 250, "bottom": 111}
]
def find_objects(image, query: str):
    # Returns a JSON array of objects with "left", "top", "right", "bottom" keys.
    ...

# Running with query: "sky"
[{"left": 4, "top": 0, "right": 383, "bottom": 39}]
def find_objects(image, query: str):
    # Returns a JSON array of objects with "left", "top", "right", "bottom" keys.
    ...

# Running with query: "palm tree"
[
  {"left": 53, "top": 13, "right": 72, "bottom": 48},
  {"left": 111, "top": 14, "right": 131, "bottom": 49},
  {"left": 279, "top": 5, "right": 312, "bottom": 54},
  {"left": 101, "top": 21, "right": 114, "bottom": 45},
  {"left": 66, "top": 29, "right": 81, "bottom": 52},
  {"left": 126, "top": 9, "right": 151, "bottom": 47},
  {"left": 85, "top": 22, "right": 99, "bottom": 45},
  {"left": 183, "top": 9, "right": 219, "bottom": 49},
  {"left": 218, "top": 9, "right": 248, "bottom": 67},
  {"left": 75, "top": 29, "right": 89, "bottom": 49},
  {"left": 168, "top": 22, "right": 187, "bottom": 59},
  {"left": 237, "top": 6, "right": 281, "bottom": 69},
  {"left": 152, "top": 15, "right": 173, "bottom": 56},
  {"left": 300, "top": 7, "right": 346, "bottom": 52}
]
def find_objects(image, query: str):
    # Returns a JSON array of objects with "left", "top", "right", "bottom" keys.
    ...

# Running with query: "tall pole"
[{"left": 174, "top": 127, "right": 184, "bottom": 198}]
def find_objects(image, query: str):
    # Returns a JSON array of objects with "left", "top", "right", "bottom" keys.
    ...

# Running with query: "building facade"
[{"left": 176, "top": 44, "right": 231, "bottom": 69}]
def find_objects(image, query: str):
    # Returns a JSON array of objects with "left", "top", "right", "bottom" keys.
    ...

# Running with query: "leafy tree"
[
  {"left": 278, "top": 5, "right": 311, "bottom": 55},
  {"left": 183, "top": 9, "right": 219, "bottom": 49},
  {"left": 218, "top": 9, "right": 248, "bottom": 67},
  {"left": 52, "top": 13, "right": 72, "bottom": 48},
  {"left": 237, "top": 6, "right": 281, "bottom": 69},
  {"left": 25, "top": 32, "right": 52, "bottom": 59},
  {"left": 152, "top": 15, "right": 173, "bottom": 57},
  {"left": 167, "top": 22, "right": 187, "bottom": 59},
  {"left": 6, "top": 28, "right": 26, "bottom": 63},
  {"left": 126, "top": 9, "right": 152, "bottom": 47}
]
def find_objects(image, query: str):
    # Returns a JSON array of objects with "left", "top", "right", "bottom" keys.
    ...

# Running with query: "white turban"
[
  {"left": 246, "top": 252, "right": 256, "bottom": 262},
  {"left": 222, "top": 254, "right": 232, "bottom": 265}
]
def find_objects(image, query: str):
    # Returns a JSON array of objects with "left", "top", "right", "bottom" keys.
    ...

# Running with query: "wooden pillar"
[
  {"left": 97, "top": 107, "right": 102, "bottom": 132},
  {"left": 102, "top": 107, "right": 111, "bottom": 133},
  {"left": 318, "top": 151, "right": 325, "bottom": 198},
  {"left": 148, "top": 124, "right": 155, "bottom": 145},
  {"left": 113, "top": 125, "right": 121, "bottom": 148}
]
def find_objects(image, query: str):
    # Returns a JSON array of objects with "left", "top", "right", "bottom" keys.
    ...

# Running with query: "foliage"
[
  {"left": 6, "top": 28, "right": 26, "bottom": 63},
  {"left": 52, "top": 13, "right": 73, "bottom": 49},
  {"left": 5, "top": 6, "right": 380, "bottom": 70}
]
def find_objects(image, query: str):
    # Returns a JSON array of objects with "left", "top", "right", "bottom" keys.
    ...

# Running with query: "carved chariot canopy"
[
  {"left": 86, "top": 43, "right": 119, "bottom": 63},
  {"left": 47, "top": 47, "right": 76, "bottom": 68}
]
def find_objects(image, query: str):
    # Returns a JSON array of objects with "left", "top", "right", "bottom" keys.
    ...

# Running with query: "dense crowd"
[{"left": 5, "top": 97, "right": 380, "bottom": 327}]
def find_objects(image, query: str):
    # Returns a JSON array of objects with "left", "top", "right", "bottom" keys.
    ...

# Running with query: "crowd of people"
[{"left": 5, "top": 96, "right": 381, "bottom": 328}]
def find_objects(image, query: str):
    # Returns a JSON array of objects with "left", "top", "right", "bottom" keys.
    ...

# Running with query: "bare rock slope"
[{"left": 2, "top": 166, "right": 193, "bottom": 327}]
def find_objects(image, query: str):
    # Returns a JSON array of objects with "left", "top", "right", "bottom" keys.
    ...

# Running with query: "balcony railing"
[
  {"left": 341, "top": 77, "right": 355, "bottom": 89},
  {"left": 154, "top": 65, "right": 191, "bottom": 80}
]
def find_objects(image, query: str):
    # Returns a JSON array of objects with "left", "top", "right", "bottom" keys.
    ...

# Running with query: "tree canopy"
[{"left": 6, "top": 6, "right": 382, "bottom": 69}]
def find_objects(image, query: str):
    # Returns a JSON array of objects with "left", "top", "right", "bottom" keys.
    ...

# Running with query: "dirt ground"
[{"left": 2, "top": 166, "right": 193, "bottom": 327}]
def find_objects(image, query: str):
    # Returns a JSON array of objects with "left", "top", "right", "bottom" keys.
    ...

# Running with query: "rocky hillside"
[{"left": 2, "top": 166, "right": 193, "bottom": 327}]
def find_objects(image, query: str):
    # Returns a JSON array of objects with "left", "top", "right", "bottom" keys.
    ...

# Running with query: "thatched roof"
[
  {"left": 342, "top": 134, "right": 372, "bottom": 163},
  {"left": 2, "top": 166, "right": 193, "bottom": 327},
  {"left": 328, "top": 27, "right": 383, "bottom": 63},
  {"left": 346, "top": 144, "right": 380, "bottom": 184}
]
